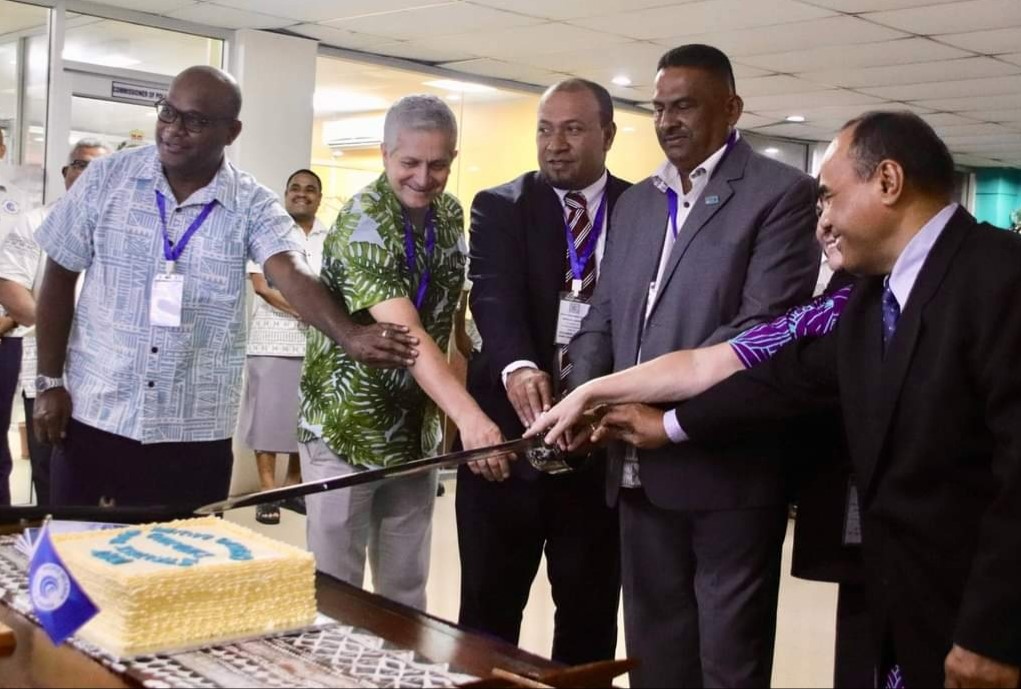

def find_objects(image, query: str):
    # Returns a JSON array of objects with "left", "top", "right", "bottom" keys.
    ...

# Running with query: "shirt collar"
[
  {"left": 141, "top": 145, "right": 237, "bottom": 212},
  {"left": 551, "top": 169, "right": 608, "bottom": 210},
  {"left": 653, "top": 129, "right": 739, "bottom": 194},
  {"left": 888, "top": 203, "right": 958, "bottom": 309}
]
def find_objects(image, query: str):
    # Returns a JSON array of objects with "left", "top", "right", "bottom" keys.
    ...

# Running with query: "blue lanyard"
[
  {"left": 403, "top": 209, "right": 436, "bottom": 310},
  {"left": 564, "top": 191, "right": 609, "bottom": 285},
  {"left": 666, "top": 130, "right": 738, "bottom": 239},
  {"left": 155, "top": 190, "right": 217, "bottom": 272}
]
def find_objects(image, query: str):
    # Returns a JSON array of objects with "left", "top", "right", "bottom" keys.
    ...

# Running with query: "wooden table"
[{"left": 0, "top": 571, "right": 560, "bottom": 688}]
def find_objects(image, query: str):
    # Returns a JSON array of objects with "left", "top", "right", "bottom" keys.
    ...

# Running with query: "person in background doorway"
[
  {"left": 0, "top": 138, "right": 111, "bottom": 506},
  {"left": 238, "top": 168, "right": 328, "bottom": 524}
]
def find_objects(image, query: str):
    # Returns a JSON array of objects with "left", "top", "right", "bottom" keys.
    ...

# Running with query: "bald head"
[{"left": 172, "top": 65, "right": 242, "bottom": 119}]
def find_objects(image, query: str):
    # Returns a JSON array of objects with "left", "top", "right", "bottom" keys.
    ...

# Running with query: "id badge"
[
  {"left": 150, "top": 273, "right": 184, "bottom": 328},
  {"left": 842, "top": 478, "right": 862, "bottom": 546},
  {"left": 555, "top": 292, "right": 591, "bottom": 346}
]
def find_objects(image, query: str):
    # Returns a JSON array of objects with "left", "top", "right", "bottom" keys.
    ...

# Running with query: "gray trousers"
[
  {"left": 620, "top": 489, "right": 787, "bottom": 688},
  {"left": 299, "top": 439, "right": 437, "bottom": 611}
]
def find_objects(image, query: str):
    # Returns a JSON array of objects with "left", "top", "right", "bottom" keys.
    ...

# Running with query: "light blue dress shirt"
[{"left": 36, "top": 145, "right": 304, "bottom": 444}]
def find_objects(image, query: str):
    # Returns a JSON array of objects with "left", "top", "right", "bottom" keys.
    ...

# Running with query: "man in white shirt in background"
[
  {"left": 237, "top": 168, "right": 328, "bottom": 524},
  {"left": 0, "top": 138, "right": 110, "bottom": 506},
  {"left": 0, "top": 126, "right": 37, "bottom": 506}
]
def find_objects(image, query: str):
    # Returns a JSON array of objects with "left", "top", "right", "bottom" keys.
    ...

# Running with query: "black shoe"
[{"left": 256, "top": 501, "right": 281, "bottom": 525}]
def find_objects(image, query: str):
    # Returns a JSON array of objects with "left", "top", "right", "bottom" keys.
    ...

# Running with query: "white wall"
[{"left": 225, "top": 29, "right": 318, "bottom": 496}]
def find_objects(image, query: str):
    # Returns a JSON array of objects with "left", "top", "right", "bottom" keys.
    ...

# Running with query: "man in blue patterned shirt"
[{"left": 33, "top": 66, "right": 418, "bottom": 509}]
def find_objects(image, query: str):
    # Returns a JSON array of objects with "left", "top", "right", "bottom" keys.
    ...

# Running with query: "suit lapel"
[
  {"left": 856, "top": 209, "right": 974, "bottom": 496},
  {"left": 646, "top": 141, "right": 749, "bottom": 321}
]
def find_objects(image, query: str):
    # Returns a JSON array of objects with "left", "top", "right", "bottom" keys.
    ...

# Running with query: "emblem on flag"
[
  {"left": 2, "top": 199, "right": 19, "bottom": 215},
  {"left": 28, "top": 523, "right": 99, "bottom": 645}
]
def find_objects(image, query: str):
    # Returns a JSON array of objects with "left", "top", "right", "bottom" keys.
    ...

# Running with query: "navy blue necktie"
[{"left": 882, "top": 276, "right": 900, "bottom": 352}]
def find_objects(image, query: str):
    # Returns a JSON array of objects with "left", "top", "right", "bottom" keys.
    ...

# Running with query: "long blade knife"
[{"left": 194, "top": 436, "right": 548, "bottom": 516}]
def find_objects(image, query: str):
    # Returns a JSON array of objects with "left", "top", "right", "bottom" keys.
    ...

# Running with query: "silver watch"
[{"left": 35, "top": 375, "right": 65, "bottom": 394}]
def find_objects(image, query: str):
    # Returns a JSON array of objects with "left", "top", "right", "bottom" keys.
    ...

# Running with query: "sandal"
[{"left": 256, "top": 501, "right": 281, "bottom": 525}]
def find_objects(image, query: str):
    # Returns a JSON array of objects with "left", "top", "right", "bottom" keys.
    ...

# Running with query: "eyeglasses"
[
  {"left": 68, "top": 159, "right": 90, "bottom": 171},
  {"left": 154, "top": 98, "right": 233, "bottom": 134}
]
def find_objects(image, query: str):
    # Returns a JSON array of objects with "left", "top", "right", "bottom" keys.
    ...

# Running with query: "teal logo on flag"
[{"left": 28, "top": 524, "right": 99, "bottom": 645}]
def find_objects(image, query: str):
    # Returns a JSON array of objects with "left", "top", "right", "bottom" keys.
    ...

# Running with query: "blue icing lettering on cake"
[{"left": 89, "top": 526, "right": 253, "bottom": 568}]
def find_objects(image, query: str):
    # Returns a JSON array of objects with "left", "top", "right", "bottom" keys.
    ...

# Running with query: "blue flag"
[{"left": 28, "top": 523, "right": 99, "bottom": 645}]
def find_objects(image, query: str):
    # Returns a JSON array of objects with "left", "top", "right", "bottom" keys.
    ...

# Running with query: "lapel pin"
[{"left": 705, "top": 195, "right": 720, "bottom": 205}]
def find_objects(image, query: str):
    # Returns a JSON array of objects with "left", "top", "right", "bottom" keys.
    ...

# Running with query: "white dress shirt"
[{"left": 501, "top": 170, "right": 610, "bottom": 387}]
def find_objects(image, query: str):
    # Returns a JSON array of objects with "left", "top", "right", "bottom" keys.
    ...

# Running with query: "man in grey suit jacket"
[{"left": 568, "top": 44, "right": 820, "bottom": 687}]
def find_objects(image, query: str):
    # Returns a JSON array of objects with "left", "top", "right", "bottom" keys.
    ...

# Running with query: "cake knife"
[{"left": 194, "top": 436, "right": 582, "bottom": 516}]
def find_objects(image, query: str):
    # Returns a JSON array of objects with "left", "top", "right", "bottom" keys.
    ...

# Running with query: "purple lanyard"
[
  {"left": 564, "top": 191, "right": 609, "bottom": 283},
  {"left": 155, "top": 190, "right": 217, "bottom": 270},
  {"left": 403, "top": 209, "right": 436, "bottom": 310},
  {"left": 666, "top": 129, "right": 738, "bottom": 239}
]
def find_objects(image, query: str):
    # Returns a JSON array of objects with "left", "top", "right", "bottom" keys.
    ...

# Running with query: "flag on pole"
[{"left": 28, "top": 522, "right": 98, "bottom": 645}]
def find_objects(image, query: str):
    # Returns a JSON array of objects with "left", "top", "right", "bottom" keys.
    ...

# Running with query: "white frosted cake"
[{"left": 52, "top": 516, "right": 317, "bottom": 657}]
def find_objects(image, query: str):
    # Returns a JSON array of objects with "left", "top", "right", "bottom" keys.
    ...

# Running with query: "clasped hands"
[{"left": 514, "top": 373, "right": 671, "bottom": 452}]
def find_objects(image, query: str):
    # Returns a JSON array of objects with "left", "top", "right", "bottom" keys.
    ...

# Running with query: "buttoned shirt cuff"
[
  {"left": 501, "top": 360, "right": 539, "bottom": 389},
  {"left": 663, "top": 409, "right": 689, "bottom": 443}
]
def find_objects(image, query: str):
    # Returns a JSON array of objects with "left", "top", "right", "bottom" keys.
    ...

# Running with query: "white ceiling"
[{"left": 9, "top": 0, "right": 1021, "bottom": 167}]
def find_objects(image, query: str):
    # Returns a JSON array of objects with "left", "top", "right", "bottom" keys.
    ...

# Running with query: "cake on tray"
[{"left": 51, "top": 516, "right": 317, "bottom": 658}]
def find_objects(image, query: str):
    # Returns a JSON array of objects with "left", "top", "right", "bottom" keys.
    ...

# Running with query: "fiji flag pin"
[{"left": 705, "top": 195, "right": 720, "bottom": 206}]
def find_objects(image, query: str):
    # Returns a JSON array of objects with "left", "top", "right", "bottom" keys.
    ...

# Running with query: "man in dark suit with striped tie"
[{"left": 458, "top": 78, "right": 631, "bottom": 664}]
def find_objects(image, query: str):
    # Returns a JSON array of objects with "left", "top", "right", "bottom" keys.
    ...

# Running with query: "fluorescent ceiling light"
[
  {"left": 765, "top": 147, "right": 780, "bottom": 156},
  {"left": 423, "top": 79, "right": 495, "bottom": 94},
  {"left": 785, "top": 114, "right": 806, "bottom": 123},
  {"left": 612, "top": 75, "right": 632, "bottom": 87},
  {"left": 622, "top": 126, "right": 636, "bottom": 133},
  {"left": 313, "top": 89, "right": 388, "bottom": 114}
]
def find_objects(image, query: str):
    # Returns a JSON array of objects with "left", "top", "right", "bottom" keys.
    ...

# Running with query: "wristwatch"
[{"left": 35, "top": 375, "right": 65, "bottom": 394}]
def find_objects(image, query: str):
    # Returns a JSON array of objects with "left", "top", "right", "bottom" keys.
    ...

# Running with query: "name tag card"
[
  {"left": 555, "top": 292, "right": 591, "bottom": 345},
  {"left": 150, "top": 273, "right": 184, "bottom": 328}
]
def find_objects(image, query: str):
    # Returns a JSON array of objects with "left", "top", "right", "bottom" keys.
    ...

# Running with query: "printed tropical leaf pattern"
[{"left": 298, "top": 173, "right": 465, "bottom": 468}]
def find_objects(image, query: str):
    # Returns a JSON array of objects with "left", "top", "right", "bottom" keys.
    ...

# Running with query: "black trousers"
[
  {"left": 834, "top": 582, "right": 875, "bottom": 688},
  {"left": 456, "top": 462, "right": 621, "bottom": 665},
  {"left": 619, "top": 488, "right": 787, "bottom": 688},
  {"left": 0, "top": 336, "right": 22, "bottom": 506},
  {"left": 51, "top": 418, "right": 233, "bottom": 509},
  {"left": 22, "top": 395, "right": 53, "bottom": 505}
]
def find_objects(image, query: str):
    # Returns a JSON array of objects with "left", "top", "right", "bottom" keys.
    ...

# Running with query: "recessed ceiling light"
[
  {"left": 446, "top": 94, "right": 461, "bottom": 102},
  {"left": 612, "top": 75, "right": 632, "bottom": 87},
  {"left": 765, "top": 147, "right": 780, "bottom": 156},
  {"left": 313, "top": 89, "right": 389, "bottom": 114},
  {"left": 622, "top": 126, "right": 636, "bottom": 133},
  {"left": 423, "top": 79, "right": 495, "bottom": 94},
  {"left": 785, "top": 114, "right": 806, "bottom": 123}
]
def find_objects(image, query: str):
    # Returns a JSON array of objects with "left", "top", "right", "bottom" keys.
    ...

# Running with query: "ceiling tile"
[
  {"left": 288, "top": 24, "right": 397, "bottom": 50},
  {"left": 465, "top": 0, "right": 690, "bottom": 21},
  {"left": 510, "top": 41, "right": 666, "bottom": 75},
  {"left": 958, "top": 109, "right": 1021, "bottom": 123},
  {"left": 166, "top": 3, "right": 295, "bottom": 29},
  {"left": 937, "top": 27, "right": 1021, "bottom": 54},
  {"left": 798, "top": 0, "right": 961, "bottom": 9},
  {"left": 211, "top": 0, "right": 448, "bottom": 23},
  {"left": 748, "top": 122, "right": 836, "bottom": 141},
  {"left": 858, "top": 75, "right": 1021, "bottom": 101},
  {"left": 654, "top": 16, "right": 908, "bottom": 58},
  {"left": 742, "top": 89, "right": 883, "bottom": 113},
  {"left": 998, "top": 54, "right": 1021, "bottom": 68},
  {"left": 440, "top": 58, "right": 566, "bottom": 85},
  {"left": 570, "top": 0, "right": 836, "bottom": 41},
  {"left": 410, "top": 22, "right": 632, "bottom": 61},
  {"left": 735, "top": 112, "right": 779, "bottom": 129},
  {"left": 919, "top": 112, "right": 988, "bottom": 127},
  {"left": 368, "top": 41, "right": 480, "bottom": 63},
  {"left": 737, "top": 38, "right": 969, "bottom": 73},
  {"left": 933, "top": 122, "right": 1020, "bottom": 137},
  {"left": 915, "top": 93, "right": 1021, "bottom": 111},
  {"left": 85, "top": 0, "right": 196, "bottom": 12},
  {"left": 739, "top": 75, "right": 833, "bottom": 97},
  {"left": 941, "top": 133, "right": 1021, "bottom": 146},
  {"left": 798, "top": 57, "right": 1019, "bottom": 89},
  {"left": 325, "top": 3, "right": 544, "bottom": 40},
  {"left": 863, "top": 0, "right": 1021, "bottom": 35},
  {"left": 754, "top": 103, "right": 900, "bottom": 124}
]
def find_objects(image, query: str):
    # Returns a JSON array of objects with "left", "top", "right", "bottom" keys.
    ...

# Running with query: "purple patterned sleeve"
[{"left": 729, "top": 284, "right": 852, "bottom": 368}]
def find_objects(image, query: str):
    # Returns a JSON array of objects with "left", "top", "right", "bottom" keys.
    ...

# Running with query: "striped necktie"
[
  {"left": 882, "top": 276, "right": 900, "bottom": 353},
  {"left": 559, "top": 191, "right": 597, "bottom": 386}
]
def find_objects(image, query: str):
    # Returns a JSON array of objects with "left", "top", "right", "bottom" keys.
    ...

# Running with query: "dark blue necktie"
[{"left": 882, "top": 276, "right": 900, "bottom": 352}]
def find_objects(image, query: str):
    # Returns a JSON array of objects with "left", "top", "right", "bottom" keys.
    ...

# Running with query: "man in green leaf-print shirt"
[{"left": 298, "top": 95, "right": 504, "bottom": 611}]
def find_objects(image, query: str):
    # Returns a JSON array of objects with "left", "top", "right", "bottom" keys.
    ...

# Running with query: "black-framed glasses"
[
  {"left": 154, "top": 98, "right": 233, "bottom": 134},
  {"left": 68, "top": 159, "right": 90, "bottom": 171}
]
